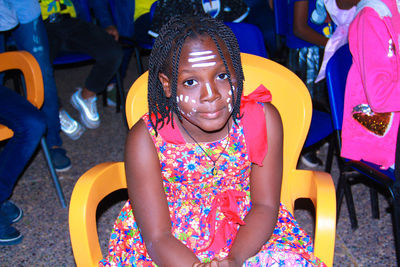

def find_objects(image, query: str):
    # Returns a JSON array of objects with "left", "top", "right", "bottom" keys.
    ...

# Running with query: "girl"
[
  {"left": 100, "top": 15, "right": 325, "bottom": 266},
  {"left": 341, "top": 0, "right": 400, "bottom": 170}
]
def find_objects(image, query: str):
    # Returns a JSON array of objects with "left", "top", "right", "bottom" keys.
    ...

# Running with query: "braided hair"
[{"left": 147, "top": 15, "right": 244, "bottom": 133}]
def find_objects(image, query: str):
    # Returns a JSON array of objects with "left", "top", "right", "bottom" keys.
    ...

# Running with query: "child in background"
[
  {"left": 315, "top": 0, "right": 356, "bottom": 82},
  {"left": 288, "top": 0, "right": 333, "bottom": 167},
  {"left": 341, "top": 0, "right": 400, "bottom": 170},
  {"left": 100, "top": 15, "right": 326, "bottom": 266}
]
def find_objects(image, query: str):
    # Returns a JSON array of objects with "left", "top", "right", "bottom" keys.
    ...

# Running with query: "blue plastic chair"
[
  {"left": 326, "top": 44, "right": 400, "bottom": 265},
  {"left": 224, "top": 22, "right": 268, "bottom": 58},
  {"left": 108, "top": 0, "right": 157, "bottom": 76},
  {"left": 52, "top": 0, "right": 125, "bottom": 113}
]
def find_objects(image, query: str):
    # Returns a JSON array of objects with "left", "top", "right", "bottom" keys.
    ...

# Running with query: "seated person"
[
  {"left": 39, "top": 0, "right": 123, "bottom": 129},
  {"left": 1, "top": 0, "right": 72, "bottom": 171},
  {"left": 341, "top": 0, "right": 400, "bottom": 170}
]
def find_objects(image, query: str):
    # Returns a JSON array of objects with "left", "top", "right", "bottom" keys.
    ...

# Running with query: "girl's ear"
[{"left": 158, "top": 73, "right": 172, "bottom": 98}]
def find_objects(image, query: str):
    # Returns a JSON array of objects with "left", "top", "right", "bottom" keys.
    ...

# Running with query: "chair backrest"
[
  {"left": 126, "top": 52, "right": 311, "bottom": 206},
  {"left": 0, "top": 51, "right": 44, "bottom": 140},
  {"left": 326, "top": 44, "right": 352, "bottom": 132},
  {"left": 74, "top": 0, "right": 92, "bottom": 22},
  {"left": 107, "top": 0, "right": 136, "bottom": 38},
  {"left": 224, "top": 22, "right": 268, "bottom": 58},
  {"left": 273, "top": 0, "right": 289, "bottom": 37}
]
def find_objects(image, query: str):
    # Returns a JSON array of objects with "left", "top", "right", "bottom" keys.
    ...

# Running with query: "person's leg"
[
  {"left": 61, "top": 18, "right": 123, "bottom": 96},
  {"left": 0, "top": 85, "right": 46, "bottom": 245},
  {"left": 48, "top": 18, "right": 123, "bottom": 128},
  {"left": 0, "top": 86, "right": 46, "bottom": 203},
  {"left": 12, "top": 17, "right": 61, "bottom": 148},
  {"left": 12, "top": 17, "right": 72, "bottom": 170}
]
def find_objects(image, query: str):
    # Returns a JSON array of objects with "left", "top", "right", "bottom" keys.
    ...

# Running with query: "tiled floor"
[{"left": 1, "top": 56, "right": 397, "bottom": 266}]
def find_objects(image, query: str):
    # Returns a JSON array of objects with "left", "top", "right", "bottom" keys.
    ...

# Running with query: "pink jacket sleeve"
[{"left": 351, "top": 8, "right": 400, "bottom": 113}]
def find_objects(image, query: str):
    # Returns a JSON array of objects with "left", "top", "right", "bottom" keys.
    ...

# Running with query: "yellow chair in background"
[
  {"left": 0, "top": 51, "right": 66, "bottom": 207},
  {"left": 69, "top": 53, "right": 336, "bottom": 266}
]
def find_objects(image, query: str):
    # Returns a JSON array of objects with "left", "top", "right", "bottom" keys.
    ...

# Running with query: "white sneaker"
[
  {"left": 59, "top": 109, "right": 85, "bottom": 140},
  {"left": 71, "top": 88, "right": 100, "bottom": 129}
]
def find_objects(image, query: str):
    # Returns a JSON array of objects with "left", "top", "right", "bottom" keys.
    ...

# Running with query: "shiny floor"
[{"left": 1, "top": 55, "right": 396, "bottom": 266}]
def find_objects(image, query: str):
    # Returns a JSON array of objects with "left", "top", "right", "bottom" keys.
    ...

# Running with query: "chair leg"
[
  {"left": 40, "top": 137, "right": 66, "bottom": 208},
  {"left": 369, "top": 187, "right": 380, "bottom": 219},
  {"left": 337, "top": 172, "right": 358, "bottom": 229},
  {"left": 324, "top": 139, "right": 334, "bottom": 173},
  {"left": 391, "top": 182, "right": 400, "bottom": 267},
  {"left": 134, "top": 46, "right": 144, "bottom": 75}
]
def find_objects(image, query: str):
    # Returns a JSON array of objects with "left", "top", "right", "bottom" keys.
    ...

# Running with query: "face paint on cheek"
[
  {"left": 179, "top": 94, "right": 184, "bottom": 102},
  {"left": 176, "top": 96, "right": 180, "bottom": 103},
  {"left": 184, "top": 96, "right": 189, "bottom": 103},
  {"left": 205, "top": 83, "right": 213, "bottom": 98},
  {"left": 228, "top": 103, "right": 232, "bottom": 113},
  {"left": 226, "top": 98, "right": 231, "bottom": 103}
]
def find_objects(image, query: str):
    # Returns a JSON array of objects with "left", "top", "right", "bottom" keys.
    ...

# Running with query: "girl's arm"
[
  {"left": 352, "top": 9, "right": 400, "bottom": 113},
  {"left": 293, "top": 0, "right": 329, "bottom": 46},
  {"left": 222, "top": 102, "right": 284, "bottom": 266},
  {"left": 125, "top": 120, "right": 199, "bottom": 266}
]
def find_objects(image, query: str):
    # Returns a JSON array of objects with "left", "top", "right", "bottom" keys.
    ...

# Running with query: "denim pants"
[
  {"left": 0, "top": 17, "right": 63, "bottom": 148},
  {"left": 0, "top": 85, "right": 46, "bottom": 204},
  {"left": 45, "top": 17, "right": 123, "bottom": 94}
]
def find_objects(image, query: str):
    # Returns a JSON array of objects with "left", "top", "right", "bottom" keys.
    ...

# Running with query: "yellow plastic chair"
[
  {"left": 69, "top": 53, "right": 336, "bottom": 266},
  {"left": 0, "top": 51, "right": 66, "bottom": 207}
]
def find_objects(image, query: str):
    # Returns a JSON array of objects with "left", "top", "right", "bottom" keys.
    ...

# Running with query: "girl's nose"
[{"left": 200, "top": 82, "right": 221, "bottom": 102}]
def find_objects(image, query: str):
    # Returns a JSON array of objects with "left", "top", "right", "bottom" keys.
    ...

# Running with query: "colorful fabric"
[
  {"left": 341, "top": 0, "right": 400, "bottom": 169},
  {"left": 39, "top": 0, "right": 77, "bottom": 21},
  {"left": 100, "top": 89, "right": 326, "bottom": 266}
]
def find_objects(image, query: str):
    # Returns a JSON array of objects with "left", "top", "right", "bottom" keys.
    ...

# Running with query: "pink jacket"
[{"left": 341, "top": 0, "right": 400, "bottom": 169}]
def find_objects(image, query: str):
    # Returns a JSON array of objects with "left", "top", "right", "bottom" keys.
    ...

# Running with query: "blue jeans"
[
  {"left": 0, "top": 17, "right": 63, "bottom": 148},
  {"left": 0, "top": 85, "right": 46, "bottom": 204}
]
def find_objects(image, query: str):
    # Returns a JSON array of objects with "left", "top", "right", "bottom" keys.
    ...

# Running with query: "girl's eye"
[
  {"left": 217, "top": 73, "right": 228, "bottom": 80},
  {"left": 183, "top": 79, "right": 198, "bottom": 86}
]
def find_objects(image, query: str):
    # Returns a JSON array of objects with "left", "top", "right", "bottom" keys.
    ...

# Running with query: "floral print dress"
[{"left": 99, "top": 113, "right": 326, "bottom": 267}]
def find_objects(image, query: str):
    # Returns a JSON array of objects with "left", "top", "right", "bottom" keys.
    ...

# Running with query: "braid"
[{"left": 148, "top": 15, "right": 244, "bottom": 133}]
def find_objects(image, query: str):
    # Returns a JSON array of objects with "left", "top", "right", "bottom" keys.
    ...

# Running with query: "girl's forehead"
[{"left": 181, "top": 35, "right": 229, "bottom": 61}]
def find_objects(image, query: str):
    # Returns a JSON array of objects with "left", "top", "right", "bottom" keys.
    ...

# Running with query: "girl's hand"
[
  {"left": 193, "top": 258, "right": 241, "bottom": 267},
  {"left": 216, "top": 257, "right": 241, "bottom": 267}
]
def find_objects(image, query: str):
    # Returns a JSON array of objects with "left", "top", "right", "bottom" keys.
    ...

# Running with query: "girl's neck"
[{"left": 174, "top": 114, "right": 232, "bottom": 143}]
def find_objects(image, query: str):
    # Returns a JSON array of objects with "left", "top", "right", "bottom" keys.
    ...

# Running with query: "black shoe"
[
  {"left": 49, "top": 147, "right": 71, "bottom": 172},
  {"left": 301, "top": 151, "right": 323, "bottom": 168},
  {"left": 0, "top": 201, "right": 23, "bottom": 224},
  {"left": 0, "top": 215, "right": 23, "bottom": 246}
]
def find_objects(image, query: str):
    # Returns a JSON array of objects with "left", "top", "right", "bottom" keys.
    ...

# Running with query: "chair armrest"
[
  {"left": 69, "top": 162, "right": 126, "bottom": 267},
  {"left": 285, "top": 170, "right": 336, "bottom": 267}
]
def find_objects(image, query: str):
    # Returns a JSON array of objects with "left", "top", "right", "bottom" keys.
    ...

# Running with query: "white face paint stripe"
[
  {"left": 192, "top": 62, "right": 216, "bottom": 68},
  {"left": 191, "top": 99, "right": 196, "bottom": 103},
  {"left": 184, "top": 96, "right": 189, "bottom": 103},
  {"left": 228, "top": 103, "right": 232, "bottom": 112},
  {"left": 227, "top": 98, "right": 231, "bottom": 103},
  {"left": 189, "top": 50, "right": 212, "bottom": 56},
  {"left": 188, "top": 55, "right": 216, "bottom": 63},
  {"left": 180, "top": 94, "right": 183, "bottom": 101},
  {"left": 205, "top": 83, "right": 213, "bottom": 97}
]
